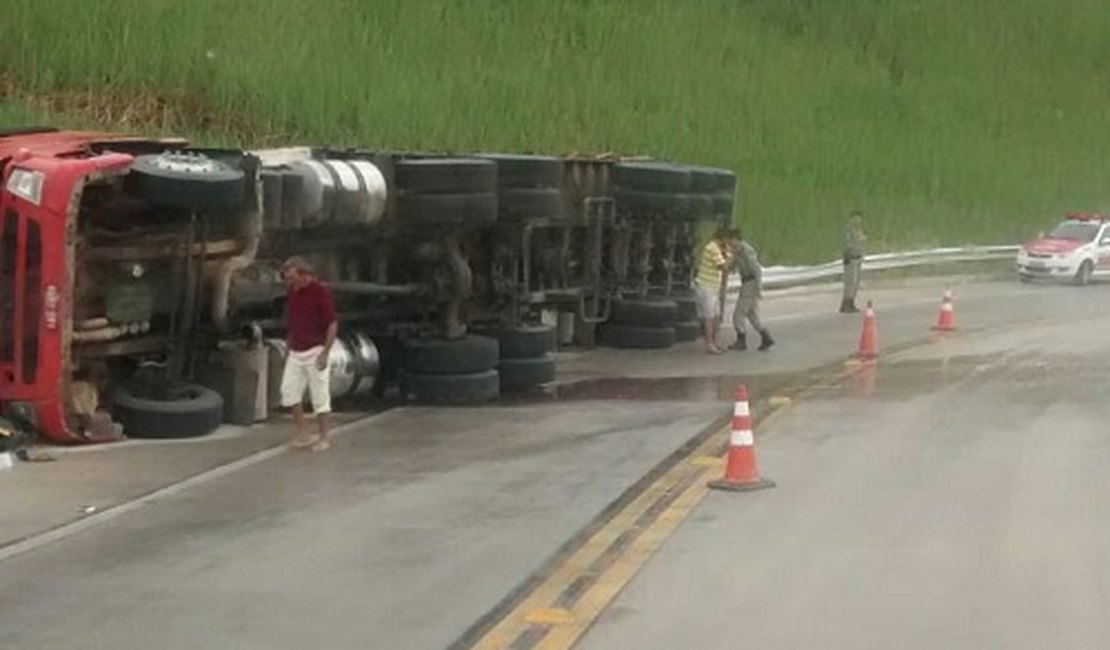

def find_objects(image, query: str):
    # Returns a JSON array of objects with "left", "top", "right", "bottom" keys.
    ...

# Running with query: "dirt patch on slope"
[{"left": 0, "top": 71, "right": 294, "bottom": 145}]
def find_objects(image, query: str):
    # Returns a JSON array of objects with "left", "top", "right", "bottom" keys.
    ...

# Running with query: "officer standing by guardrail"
[
  {"left": 841, "top": 211, "right": 866, "bottom": 313},
  {"left": 728, "top": 228, "right": 774, "bottom": 352}
]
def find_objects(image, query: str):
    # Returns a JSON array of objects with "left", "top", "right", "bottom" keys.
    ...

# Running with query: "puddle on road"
[
  {"left": 343, "top": 352, "right": 1110, "bottom": 411},
  {"left": 499, "top": 370, "right": 808, "bottom": 405},
  {"left": 832, "top": 352, "right": 1110, "bottom": 407}
]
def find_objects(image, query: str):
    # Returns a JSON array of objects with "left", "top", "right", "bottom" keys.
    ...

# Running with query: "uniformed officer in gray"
[
  {"left": 728, "top": 228, "right": 774, "bottom": 352},
  {"left": 841, "top": 211, "right": 866, "bottom": 313}
]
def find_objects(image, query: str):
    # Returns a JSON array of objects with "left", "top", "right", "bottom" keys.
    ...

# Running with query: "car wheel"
[{"left": 1075, "top": 261, "right": 1094, "bottom": 286}]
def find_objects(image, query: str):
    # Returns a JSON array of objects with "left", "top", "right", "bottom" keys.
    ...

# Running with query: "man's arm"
[
  {"left": 714, "top": 242, "right": 731, "bottom": 271},
  {"left": 318, "top": 321, "right": 338, "bottom": 369},
  {"left": 283, "top": 297, "right": 293, "bottom": 357},
  {"left": 844, "top": 229, "right": 865, "bottom": 259},
  {"left": 316, "top": 287, "right": 339, "bottom": 370},
  {"left": 750, "top": 246, "right": 764, "bottom": 284}
]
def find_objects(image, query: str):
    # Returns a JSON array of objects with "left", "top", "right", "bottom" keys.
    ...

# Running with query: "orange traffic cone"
[
  {"left": 708, "top": 385, "right": 775, "bottom": 492},
  {"left": 931, "top": 289, "right": 956, "bottom": 332},
  {"left": 854, "top": 301, "right": 879, "bottom": 359},
  {"left": 851, "top": 358, "right": 878, "bottom": 397}
]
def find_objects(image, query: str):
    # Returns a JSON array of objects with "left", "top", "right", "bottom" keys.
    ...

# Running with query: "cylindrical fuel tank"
[
  {"left": 327, "top": 329, "right": 381, "bottom": 399},
  {"left": 280, "top": 159, "right": 388, "bottom": 228},
  {"left": 266, "top": 328, "right": 380, "bottom": 403}
]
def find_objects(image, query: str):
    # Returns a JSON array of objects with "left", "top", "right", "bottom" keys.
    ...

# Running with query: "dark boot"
[
  {"left": 840, "top": 299, "right": 859, "bottom": 314},
  {"left": 758, "top": 329, "right": 775, "bottom": 352},
  {"left": 730, "top": 332, "right": 747, "bottom": 351}
]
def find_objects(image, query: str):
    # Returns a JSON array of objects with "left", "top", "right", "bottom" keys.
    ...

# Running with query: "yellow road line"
[
  {"left": 468, "top": 317, "right": 1063, "bottom": 649},
  {"left": 525, "top": 608, "right": 576, "bottom": 626},
  {"left": 468, "top": 360, "right": 871, "bottom": 649},
  {"left": 521, "top": 369, "right": 875, "bottom": 649},
  {"left": 470, "top": 428, "right": 726, "bottom": 649},
  {"left": 537, "top": 475, "right": 712, "bottom": 649}
]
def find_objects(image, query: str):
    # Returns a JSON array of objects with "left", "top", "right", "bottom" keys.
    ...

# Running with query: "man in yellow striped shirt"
[{"left": 694, "top": 227, "right": 732, "bottom": 354}]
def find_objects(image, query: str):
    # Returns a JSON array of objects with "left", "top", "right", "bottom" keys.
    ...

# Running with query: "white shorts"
[
  {"left": 280, "top": 346, "right": 332, "bottom": 415},
  {"left": 695, "top": 286, "right": 720, "bottom": 320}
]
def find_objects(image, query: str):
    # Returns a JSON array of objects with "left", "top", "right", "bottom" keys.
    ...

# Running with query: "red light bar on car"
[{"left": 1065, "top": 212, "right": 1106, "bottom": 221}]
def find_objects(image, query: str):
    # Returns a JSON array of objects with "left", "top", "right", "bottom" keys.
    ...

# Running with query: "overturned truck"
[{"left": 0, "top": 128, "right": 737, "bottom": 443}]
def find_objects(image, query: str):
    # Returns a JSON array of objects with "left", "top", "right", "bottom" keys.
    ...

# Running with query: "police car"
[{"left": 1016, "top": 212, "right": 1110, "bottom": 285}]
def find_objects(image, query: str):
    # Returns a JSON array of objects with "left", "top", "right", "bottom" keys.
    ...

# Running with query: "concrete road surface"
[
  {"left": 579, "top": 308, "right": 1110, "bottom": 649},
  {"left": 3, "top": 277, "right": 1110, "bottom": 650}
]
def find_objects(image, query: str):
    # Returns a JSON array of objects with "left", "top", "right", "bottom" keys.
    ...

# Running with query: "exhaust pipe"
[{"left": 213, "top": 174, "right": 264, "bottom": 333}]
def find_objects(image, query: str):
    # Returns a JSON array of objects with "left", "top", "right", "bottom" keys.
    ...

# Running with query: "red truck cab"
[{"left": 0, "top": 130, "right": 185, "bottom": 442}]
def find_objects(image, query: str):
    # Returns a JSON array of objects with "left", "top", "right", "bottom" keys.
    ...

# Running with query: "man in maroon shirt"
[{"left": 280, "top": 256, "right": 338, "bottom": 451}]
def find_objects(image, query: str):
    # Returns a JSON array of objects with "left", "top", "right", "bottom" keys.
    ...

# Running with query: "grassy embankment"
[{"left": 2, "top": 0, "right": 1109, "bottom": 262}]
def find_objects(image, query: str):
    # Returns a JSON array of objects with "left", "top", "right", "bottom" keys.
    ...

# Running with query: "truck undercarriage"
[{"left": 0, "top": 129, "right": 737, "bottom": 443}]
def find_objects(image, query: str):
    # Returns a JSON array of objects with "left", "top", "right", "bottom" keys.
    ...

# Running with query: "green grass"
[
  {"left": 2, "top": 0, "right": 1109, "bottom": 262},
  {"left": 0, "top": 103, "right": 39, "bottom": 125}
]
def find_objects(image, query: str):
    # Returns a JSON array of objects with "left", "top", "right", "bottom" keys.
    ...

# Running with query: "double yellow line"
[
  {"left": 470, "top": 420, "right": 725, "bottom": 649},
  {"left": 465, "top": 323, "right": 1024, "bottom": 649}
]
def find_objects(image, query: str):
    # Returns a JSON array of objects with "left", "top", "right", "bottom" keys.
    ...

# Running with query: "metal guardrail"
[{"left": 728, "top": 245, "right": 1020, "bottom": 294}]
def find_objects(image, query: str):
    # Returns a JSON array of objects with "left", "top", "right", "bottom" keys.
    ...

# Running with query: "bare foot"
[
  {"left": 289, "top": 434, "right": 319, "bottom": 450},
  {"left": 310, "top": 438, "right": 332, "bottom": 452}
]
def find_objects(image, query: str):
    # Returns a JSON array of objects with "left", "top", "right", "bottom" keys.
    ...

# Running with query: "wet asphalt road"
[
  {"left": 578, "top": 301, "right": 1110, "bottom": 648},
  {"left": 2, "top": 277, "right": 1109, "bottom": 649}
]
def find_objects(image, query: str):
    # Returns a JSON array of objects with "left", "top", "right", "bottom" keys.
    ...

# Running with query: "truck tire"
[
  {"left": 612, "top": 162, "right": 692, "bottom": 193},
  {"left": 498, "top": 354, "right": 557, "bottom": 392},
  {"left": 715, "top": 169, "right": 738, "bottom": 194},
  {"left": 674, "top": 320, "right": 702, "bottom": 343},
  {"left": 610, "top": 299, "right": 679, "bottom": 327},
  {"left": 396, "top": 192, "right": 497, "bottom": 225},
  {"left": 477, "top": 154, "right": 564, "bottom": 188},
  {"left": 498, "top": 188, "right": 566, "bottom": 220},
  {"left": 615, "top": 190, "right": 691, "bottom": 218},
  {"left": 402, "top": 335, "right": 499, "bottom": 375},
  {"left": 485, "top": 325, "right": 557, "bottom": 359},
  {"left": 127, "top": 153, "right": 246, "bottom": 212},
  {"left": 400, "top": 370, "right": 500, "bottom": 404},
  {"left": 688, "top": 194, "right": 713, "bottom": 218},
  {"left": 712, "top": 193, "right": 735, "bottom": 217},
  {"left": 688, "top": 166, "right": 721, "bottom": 193},
  {"left": 601, "top": 324, "right": 676, "bottom": 349},
  {"left": 113, "top": 383, "right": 224, "bottom": 439},
  {"left": 395, "top": 158, "right": 497, "bottom": 194},
  {"left": 673, "top": 294, "right": 699, "bottom": 321}
]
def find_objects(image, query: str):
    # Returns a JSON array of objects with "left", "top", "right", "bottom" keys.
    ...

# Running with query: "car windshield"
[{"left": 1048, "top": 221, "right": 1099, "bottom": 242}]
